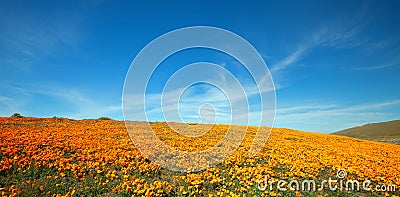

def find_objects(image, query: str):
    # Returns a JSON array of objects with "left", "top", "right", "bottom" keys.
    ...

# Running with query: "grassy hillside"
[
  {"left": 1, "top": 117, "right": 399, "bottom": 196},
  {"left": 333, "top": 120, "right": 400, "bottom": 144}
]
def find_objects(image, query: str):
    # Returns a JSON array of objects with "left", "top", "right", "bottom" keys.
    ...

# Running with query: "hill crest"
[{"left": 333, "top": 119, "right": 400, "bottom": 144}]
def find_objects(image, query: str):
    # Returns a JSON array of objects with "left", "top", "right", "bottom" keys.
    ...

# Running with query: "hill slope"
[
  {"left": 1, "top": 117, "right": 400, "bottom": 196},
  {"left": 333, "top": 119, "right": 400, "bottom": 144}
]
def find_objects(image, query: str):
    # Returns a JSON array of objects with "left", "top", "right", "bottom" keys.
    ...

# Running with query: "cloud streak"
[
  {"left": 0, "top": 83, "right": 122, "bottom": 119},
  {"left": 274, "top": 100, "right": 400, "bottom": 133},
  {"left": 270, "top": 10, "right": 370, "bottom": 75},
  {"left": 270, "top": 47, "right": 307, "bottom": 73},
  {"left": 353, "top": 62, "right": 399, "bottom": 71},
  {"left": 0, "top": 2, "right": 85, "bottom": 72}
]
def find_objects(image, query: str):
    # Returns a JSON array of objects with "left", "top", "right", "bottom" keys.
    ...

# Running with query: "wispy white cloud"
[
  {"left": 265, "top": 8, "right": 400, "bottom": 133},
  {"left": 270, "top": 46, "right": 307, "bottom": 73},
  {"left": 0, "top": 3, "right": 85, "bottom": 72},
  {"left": 0, "top": 85, "right": 33, "bottom": 116},
  {"left": 270, "top": 25, "right": 365, "bottom": 74},
  {"left": 29, "top": 85, "right": 122, "bottom": 119},
  {"left": 266, "top": 20, "right": 400, "bottom": 132},
  {"left": 0, "top": 83, "right": 122, "bottom": 119},
  {"left": 69, "top": 104, "right": 122, "bottom": 120},
  {"left": 342, "top": 100, "right": 400, "bottom": 111},
  {"left": 353, "top": 62, "right": 399, "bottom": 71},
  {"left": 277, "top": 104, "right": 337, "bottom": 114},
  {"left": 0, "top": 96, "right": 13, "bottom": 103},
  {"left": 0, "top": 96, "right": 17, "bottom": 116},
  {"left": 270, "top": 9, "right": 371, "bottom": 75},
  {"left": 310, "top": 22, "right": 366, "bottom": 49},
  {"left": 364, "top": 38, "right": 399, "bottom": 52},
  {"left": 274, "top": 100, "right": 400, "bottom": 133}
]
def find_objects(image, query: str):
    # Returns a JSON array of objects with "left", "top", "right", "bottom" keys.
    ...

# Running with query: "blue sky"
[{"left": 1, "top": 0, "right": 399, "bottom": 133}]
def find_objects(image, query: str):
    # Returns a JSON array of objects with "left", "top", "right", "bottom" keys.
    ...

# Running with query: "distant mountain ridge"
[{"left": 333, "top": 120, "right": 400, "bottom": 144}]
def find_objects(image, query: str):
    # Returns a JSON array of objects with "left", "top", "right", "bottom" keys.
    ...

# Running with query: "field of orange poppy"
[{"left": 0, "top": 117, "right": 399, "bottom": 197}]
